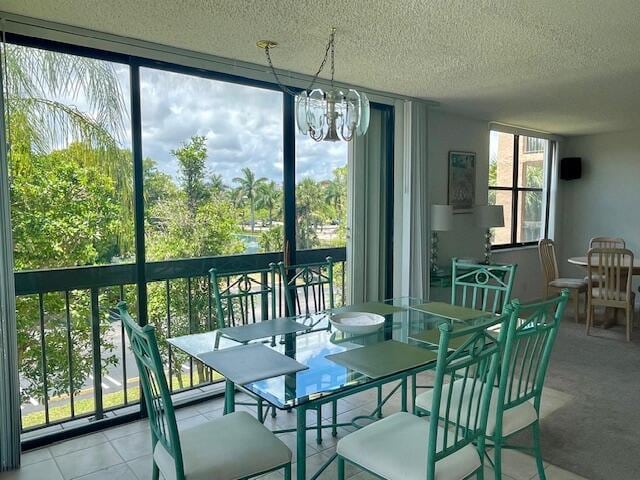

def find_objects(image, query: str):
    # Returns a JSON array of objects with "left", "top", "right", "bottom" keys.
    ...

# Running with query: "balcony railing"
[{"left": 15, "top": 247, "right": 346, "bottom": 435}]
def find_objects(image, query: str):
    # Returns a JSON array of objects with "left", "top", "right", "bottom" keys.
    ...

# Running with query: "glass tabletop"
[{"left": 168, "top": 297, "right": 485, "bottom": 408}]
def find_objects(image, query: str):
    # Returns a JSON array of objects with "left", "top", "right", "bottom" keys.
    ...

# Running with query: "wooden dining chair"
[
  {"left": 117, "top": 302, "right": 292, "bottom": 480},
  {"left": 587, "top": 248, "right": 635, "bottom": 341},
  {"left": 587, "top": 238, "right": 625, "bottom": 285},
  {"left": 538, "top": 238, "right": 587, "bottom": 322}
]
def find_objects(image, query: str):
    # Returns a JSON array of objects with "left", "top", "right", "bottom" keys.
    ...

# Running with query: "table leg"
[
  {"left": 296, "top": 405, "right": 307, "bottom": 480},
  {"left": 224, "top": 380, "right": 235, "bottom": 414}
]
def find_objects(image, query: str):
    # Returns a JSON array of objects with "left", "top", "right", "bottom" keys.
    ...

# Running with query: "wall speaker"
[{"left": 560, "top": 157, "right": 582, "bottom": 180}]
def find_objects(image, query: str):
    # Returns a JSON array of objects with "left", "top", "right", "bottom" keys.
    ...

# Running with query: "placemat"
[
  {"left": 218, "top": 318, "right": 310, "bottom": 343},
  {"left": 325, "top": 340, "right": 437, "bottom": 379},
  {"left": 197, "top": 343, "right": 308, "bottom": 385},
  {"left": 334, "top": 302, "right": 405, "bottom": 316},
  {"left": 412, "top": 302, "right": 490, "bottom": 321}
]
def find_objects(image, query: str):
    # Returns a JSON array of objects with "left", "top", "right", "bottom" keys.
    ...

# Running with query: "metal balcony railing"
[{"left": 15, "top": 247, "right": 346, "bottom": 434}]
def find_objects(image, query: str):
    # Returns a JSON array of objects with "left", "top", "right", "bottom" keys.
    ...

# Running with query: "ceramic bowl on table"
[{"left": 329, "top": 312, "right": 385, "bottom": 335}]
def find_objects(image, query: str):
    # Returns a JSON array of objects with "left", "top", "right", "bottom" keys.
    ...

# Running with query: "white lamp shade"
[
  {"left": 477, "top": 204, "right": 504, "bottom": 228},
  {"left": 431, "top": 204, "right": 453, "bottom": 231}
]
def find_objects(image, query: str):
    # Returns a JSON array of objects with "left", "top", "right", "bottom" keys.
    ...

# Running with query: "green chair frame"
[
  {"left": 451, "top": 258, "right": 517, "bottom": 315},
  {"left": 118, "top": 302, "right": 186, "bottom": 480},
  {"left": 209, "top": 265, "right": 279, "bottom": 420},
  {"left": 486, "top": 290, "right": 569, "bottom": 480},
  {"left": 210, "top": 265, "right": 278, "bottom": 329},
  {"left": 276, "top": 256, "right": 334, "bottom": 320},
  {"left": 338, "top": 306, "right": 512, "bottom": 480},
  {"left": 412, "top": 259, "right": 517, "bottom": 406}
]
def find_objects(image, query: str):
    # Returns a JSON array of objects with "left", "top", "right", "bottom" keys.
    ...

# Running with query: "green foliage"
[
  {"left": 233, "top": 167, "right": 267, "bottom": 232},
  {"left": 171, "top": 136, "right": 209, "bottom": 212},
  {"left": 259, "top": 225, "right": 284, "bottom": 252}
]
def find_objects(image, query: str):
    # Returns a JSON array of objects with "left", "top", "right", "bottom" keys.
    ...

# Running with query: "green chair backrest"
[
  {"left": 277, "top": 257, "right": 334, "bottom": 317},
  {"left": 426, "top": 306, "right": 513, "bottom": 479},
  {"left": 451, "top": 258, "right": 517, "bottom": 314},
  {"left": 117, "top": 302, "right": 185, "bottom": 479},
  {"left": 496, "top": 290, "right": 568, "bottom": 425},
  {"left": 209, "top": 265, "right": 278, "bottom": 329}
]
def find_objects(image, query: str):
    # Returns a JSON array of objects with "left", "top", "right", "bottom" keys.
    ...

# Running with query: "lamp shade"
[
  {"left": 431, "top": 204, "right": 453, "bottom": 231},
  {"left": 477, "top": 204, "right": 504, "bottom": 228}
]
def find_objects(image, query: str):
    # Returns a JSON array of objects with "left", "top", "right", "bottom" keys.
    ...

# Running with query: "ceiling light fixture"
[{"left": 258, "top": 28, "right": 369, "bottom": 142}]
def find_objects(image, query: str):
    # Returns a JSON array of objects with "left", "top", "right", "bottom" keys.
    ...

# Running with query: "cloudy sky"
[{"left": 116, "top": 65, "right": 347, "bottom": 186}]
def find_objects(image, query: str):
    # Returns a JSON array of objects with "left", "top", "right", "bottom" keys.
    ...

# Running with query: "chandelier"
[{"left": 258, "top": 28, "right": 370, "bottom": 142}]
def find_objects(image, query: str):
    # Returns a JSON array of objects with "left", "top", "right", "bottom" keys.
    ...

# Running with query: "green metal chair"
[
  {"left": 276, "top": 257, "right": 335, "bottom": 443},
  {"left": 336, "top": 306, "right": 512, "bottom": 480},
  {"left": 209, "top": 265, "right": 279, "bottom": 420},
  {"left": 117, "top": 302, "right": 292, "bottom": 480},
  {"left": 451, "top": 258, "right": 517, "bottom": 314},
  {"left": 210, "top": 265, "right": 278, "bottom": 329},
  {"left": 415, "top": 290, "right": 569, "bottom": 480},
  {"left": 412, "top": 259, "right": 517, "bottom": 405},
  {"left": 276, "top": 256, "right": 334, "bottom": 322}
]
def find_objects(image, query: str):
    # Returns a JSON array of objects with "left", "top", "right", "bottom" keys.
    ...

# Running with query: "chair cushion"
[
  {"left": 337, "top": 412, "right": 481, "bottom": 480},
  {"left": 549, "top": 278, "right": 587, "bottom": 290},
  {"left": 415, "top": 379, "right": 538, "bottom": 438},
  {"left": 154, "top": 411, "right": 291, "bottom": 480}
]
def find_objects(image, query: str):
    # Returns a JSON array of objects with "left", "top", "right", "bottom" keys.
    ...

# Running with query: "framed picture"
[{"left": 448, "top": 151, "right": 476, "bottom": 213}]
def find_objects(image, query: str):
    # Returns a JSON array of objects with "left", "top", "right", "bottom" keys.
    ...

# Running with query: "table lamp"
[
  {"left": 431, "top": 204, "right": 453, "bottom": 273},
  {"left": 477, "top": 204, "right": 504, "bottom": 264}
]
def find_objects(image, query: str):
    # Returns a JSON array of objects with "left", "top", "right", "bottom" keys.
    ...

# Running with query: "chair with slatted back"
[
  {"left": 586, "top": 248, "right": 635, "bottom": 341},
  {"left": 416, "top": 290, "right": 569, "bottom": 480},
  {"left": 585, "top": 237, "right": 626, "bottom": 285},
  {"left": 117, "top": 302, "right": 292, "bottom": 480},
  {"left": 210, "top": 265, "right": 279, "bottom": 420},
  {"left": 538, "top": 238, "right": 586, "bottom": 322},
  {"left": 411, "top": 259, "right": 516, "bottom": 408},
  {"left": 337, "top": 305, "right": 511, "bottom": 480},
  {"left": 451, "top": 258, "right": 517, "bottom": 315}
]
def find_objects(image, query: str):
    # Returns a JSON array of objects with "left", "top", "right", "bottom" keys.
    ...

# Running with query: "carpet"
[{"left": 537, "top": 318, "right": 640, "bottom": 480}]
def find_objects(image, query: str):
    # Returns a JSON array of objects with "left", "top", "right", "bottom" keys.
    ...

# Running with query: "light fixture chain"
[
  {"left": 330, "top": 29, "right": 335, "bottom": 86},
  {"left": 264, "top": 45, "right": 298, "bottom": 96}
]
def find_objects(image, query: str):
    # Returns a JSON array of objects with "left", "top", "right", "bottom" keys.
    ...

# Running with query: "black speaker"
[{"left": 560, "top": 157, "right": 581, "bottom": 180}]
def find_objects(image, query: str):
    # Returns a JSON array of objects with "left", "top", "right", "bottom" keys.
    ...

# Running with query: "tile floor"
[{"left": 1, "top": 380, "right": 587, "bottom": 480}]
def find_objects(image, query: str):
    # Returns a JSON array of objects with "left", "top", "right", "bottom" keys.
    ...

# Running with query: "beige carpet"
[{"left": 537, "top": 318, "right": 640, "bottom": 480}]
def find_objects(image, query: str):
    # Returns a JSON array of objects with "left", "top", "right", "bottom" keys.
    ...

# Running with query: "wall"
[
  {"left": 559, "top": 130, "right": 640, "bottom": 280},
  {"left": 427, "top": 108, "right": 544, "bottom": 302}
]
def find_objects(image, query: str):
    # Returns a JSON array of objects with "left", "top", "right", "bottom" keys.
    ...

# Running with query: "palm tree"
[
  {"left": 4, "top": 43, "right": 132, "bottom": 249},
  {"left": 255, "top": 180, "right": 281, "bottom": 225},
  {"left": 233, "top": 167, "right": 266, "bottom": 232},
  {"left": 209, "top": 173, "right": 226, "bottom": 195}
]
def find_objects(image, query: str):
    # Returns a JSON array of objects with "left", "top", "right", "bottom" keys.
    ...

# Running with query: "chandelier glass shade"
[
  {"left": 295, "top": 88, "right": 369, "bottom": 142},
  {"left": 260, "top": 28, "right": 370, "bottom": 142}
]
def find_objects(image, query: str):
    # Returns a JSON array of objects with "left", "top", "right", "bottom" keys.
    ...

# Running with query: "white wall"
[
  {"left": 427, "top": 108, "right": 544, "bottom": 302},
  {"left": 559, "top": 130, "right": 640, "bottom": 280}
]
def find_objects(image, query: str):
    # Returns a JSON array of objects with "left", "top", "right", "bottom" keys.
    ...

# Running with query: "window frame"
[{"left": 489, "top": 132, "right": 552, "bottom": 250}]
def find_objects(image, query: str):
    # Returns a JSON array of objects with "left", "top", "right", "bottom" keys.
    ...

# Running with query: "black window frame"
[{"left": 489, "top": 132, "right": 552, "bottom": 250}]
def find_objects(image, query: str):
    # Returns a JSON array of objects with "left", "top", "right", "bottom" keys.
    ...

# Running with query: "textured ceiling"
[{"left": 3, "top": 0, "right": 640, "bottom": 135}]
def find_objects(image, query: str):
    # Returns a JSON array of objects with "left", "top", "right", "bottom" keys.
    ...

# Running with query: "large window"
[{"left": 488, "top": 131, "right": 551, "bottom": 247}]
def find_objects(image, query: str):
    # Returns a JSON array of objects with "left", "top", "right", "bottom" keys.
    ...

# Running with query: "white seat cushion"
[
  {"left": 415, "top": 379, "right": 538, "bottom": 437},
  {"left": 154, "top": 411, "right": 291, "bottom": 480},
  {"left": 549, "top": 278, "right": 587, "bottom": 290},
  {"left": 337, "top": 412, "right": 481, "bottom": 480}
]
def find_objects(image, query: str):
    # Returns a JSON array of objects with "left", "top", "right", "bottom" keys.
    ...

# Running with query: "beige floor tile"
[
  {"left": 55, "top": 443, "right": 124, "bottom": 479},
  {"left": 49, "top": 432, "right": 108, "bottom": 457},
  {"left": 103, "top": 420, "right": 149, "bottom": 441},
  {"left": 126, "top": 454, "right": 154, "bottom": 480},
  {"left": 486, "top": 449, "right": 548, "bottom": 480},
  {"left": 110, "top": 431, "right": 153, "bottom": 462},
  {"left": 74, "top": 463, "right": 137, "bottom": 480},
  {"left": 20, "top": 447, "right": 52, "bottom": 467},
  {"left": 0, "top": 458, "right": 63, "bottom": 480}
]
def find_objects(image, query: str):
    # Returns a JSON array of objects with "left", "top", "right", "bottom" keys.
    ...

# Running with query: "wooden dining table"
[{"left": 568, "top": 255, "right": 640, "bottom": 274}]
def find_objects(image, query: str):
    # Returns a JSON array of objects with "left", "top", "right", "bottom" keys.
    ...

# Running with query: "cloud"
[{"left": 137, "top": 67, "right": 346, "bottom": 184}]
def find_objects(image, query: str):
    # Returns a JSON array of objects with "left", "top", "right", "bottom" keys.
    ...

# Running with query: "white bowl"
[{"left": 329, "top": 312, "right": 385, "bottom": 335}]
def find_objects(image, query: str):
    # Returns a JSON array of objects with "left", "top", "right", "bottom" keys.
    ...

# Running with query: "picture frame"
[{"left": 448, "top": 151, "right": 476, "bottom": 213}]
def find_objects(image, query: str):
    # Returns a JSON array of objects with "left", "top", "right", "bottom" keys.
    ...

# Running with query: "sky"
[{"left": 115, "top": 65, "right": 347, "bottom": 186}]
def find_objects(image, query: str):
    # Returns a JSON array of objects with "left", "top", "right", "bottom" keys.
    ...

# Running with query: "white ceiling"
[{"left": 3, "top": 0, "right": 640, "bottom": 136}]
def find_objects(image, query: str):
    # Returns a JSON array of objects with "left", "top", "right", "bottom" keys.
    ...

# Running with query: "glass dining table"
[{"left": 168, "top": 297, "right": 489, "bottom": 480}]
